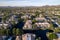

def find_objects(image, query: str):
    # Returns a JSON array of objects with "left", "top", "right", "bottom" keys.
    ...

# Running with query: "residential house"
[
  {"left": 35, "top": 17, "right": 46, "bottom": 22},
  {"left": 2, "top": 36, "right": 7, "bottom": 40},
  {"left": 56, "top": 33, "right": 60, "bottom": 40},
  {"left": 23, "top": 20, "right": 32, "bottom": 29},
  {"left": 35, "top": 22, "right": 50, "bottom": 28},
  {"left": 0, "top": 23, "right": 11, "bottom": 29},
  {"left": 21, "top": 14, "right": 31, "bottom": 19},
  {"left": 22, "top": 33, "right": 36, "bottom": 40},
  {"left": 8, "top": 14, "right": 18, "bottom": 24},
  {"left": 15, "top": 36, "right": 22, "bottom": 40},
  {"left": 54, "top": 11, "right": 60, "bottom": 16},
  {"left": 35, "top": 17, "right": 50, "bottom": 28},
  {"left": 0, "top": 36, "right": 8, "bottom": 40}
]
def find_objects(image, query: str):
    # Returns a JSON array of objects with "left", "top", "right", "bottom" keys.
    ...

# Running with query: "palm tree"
[{"left": 12, "top": 28, "right": 16, "bottom": 35}]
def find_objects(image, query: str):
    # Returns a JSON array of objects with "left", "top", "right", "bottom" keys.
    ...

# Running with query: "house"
[
  {"left": 34, "top": 17, "right": 50, "bottom": 28},
  {"left": 15, "top": 36, "right": 22, "bottom": 40},
  {"left": 35, "top": 17, "right": 46, "bottom": 22},
  {"left": 39, "top": 14, "right": 44, "bottom": 18},
  {"left": 21, "top": 14, "right": 31, "bottom": 19},
  {"left": 0, "top": 36, "right": 8, "bottom": 40},
  {"left": 23, "top": 20, "right": 32, "bottom": 29},
  {"left": 22, "top": 33, "right": 36, "bottom": 40},
  {"left": 55, "top": 13, "right": 60, "bottom": 16},
  {"left": 56, "top": 33, "right": 60, "bottom": 40},
  {"left": 8, "top": 14, "right": 18, "bottom": 24},
  {"left": 35, "top": 22, "right": 50, "bottom": 28},
  {"left": 0, "top": 23, "right": 11, "bottom": 29},
  {"left": 2, "top": 36, "right": 7, "bottom": 40}
]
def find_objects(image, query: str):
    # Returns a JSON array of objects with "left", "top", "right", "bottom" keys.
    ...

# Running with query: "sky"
[{"left": 0, "top": 0, "right": 60, "bottom": 6}]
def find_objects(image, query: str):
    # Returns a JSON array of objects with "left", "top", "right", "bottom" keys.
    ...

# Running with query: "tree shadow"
[
  {"left": 23, "top": 30, "right": 49, "bottom": 40},
  {"left": 15, "top": 21, "right": 25, "bottom": 29}
]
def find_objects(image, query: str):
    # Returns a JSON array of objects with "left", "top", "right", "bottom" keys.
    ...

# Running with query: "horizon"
[
  {"left": 0, "top": 5, "right": 60, "bottom": 7},
  {"left": 0, "top": 0, "right": 60, "bottom": 6}
]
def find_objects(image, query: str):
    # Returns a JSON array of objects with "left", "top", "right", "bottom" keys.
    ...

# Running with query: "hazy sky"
[{"left": 0, "top": 0, "right": 60, "bottom": 6}]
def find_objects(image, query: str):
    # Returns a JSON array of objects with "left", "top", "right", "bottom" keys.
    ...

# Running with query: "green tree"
[
  {"left": 11, "top": 21, "right": 16, "bottom": 25},
  {"left": 5, "top": 29, "right": 10, "bottom": 35},
  {"left": 32, "top": 20, "right": 37, "bottom": 24},
  {"left": 16, "top": 28, "right": 20, "bottom": 35},
  {"left": 20, "top": 29, "right": 23, "bottom": 35},
  {"left": 35, "top": 11, "right": 40, "bottom": 17},
  {"left": 0, "top": 29, "right": 6, "bottom": 35},
  {"left": 32, "top": 24, "right": 37, "bottom": 29},
  {"left": 12, "top": 28, "right": 23, "bottom": 36},
  {"left": 54, "top": 28, "right": 60, "bottom": 33},
  {"left": 48, "top": 33, "right": 58, "bottom": 40},
  {"left": 16, "top": 28, "right": 23, "bottom": 35},
  {"left": 12, "top": 28, "right": 16, "bottom": 35}
]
